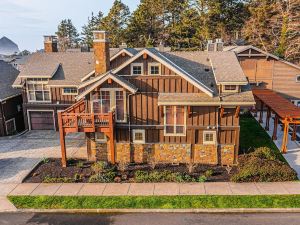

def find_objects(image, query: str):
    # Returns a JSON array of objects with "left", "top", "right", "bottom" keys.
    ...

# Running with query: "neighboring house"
[
  {"left": 224, "top": 45, "right": 300, "bottom": 107},
  {"left": 0, "top": 61, "right": 24, "bottom": 136},
  {"left": 48, "top": 31, "right": 254, "bottom": 167}
]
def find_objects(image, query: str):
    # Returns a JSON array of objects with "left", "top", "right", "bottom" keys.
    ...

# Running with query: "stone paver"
[
  {"left": 204, "top": 182, "right": 232, "bottom": 195},
  {"left": 0, "top": 183, "right": 18, "bottom": 196},
  {"left": 78, "top": 184, "right": 107, "bottom": 196},
  {"left": 281, "top": 182, "right": 300, "bottom": 194},
  {"left": 154, "top": 183, "right": 179, "bottom": 195},
  {"left": 128, "top": 183, "right": 154, "bottom": 196},
  {"left": 255, "top": 182, "right": 289, "bottom": 195},
  {"left": 9, "top": 183, "right": 39, "bottom": 196},
  {"left": 179, "top": 183, "right": 205, "bottom": 195},
  {"left": 229, "top": 183, "right": 260, "bottom": 195},
  {"left": 55, "top": 183, "right": 83, "bottom": 196},
  {"left": 0, "top": 197, "right": 17, "bottom": 212},
  {"left": 102, "top": 183, "right": 130, "bottom": 196},
  {"left": 30, "top": 183, "right": 62, "bottom": 196}
]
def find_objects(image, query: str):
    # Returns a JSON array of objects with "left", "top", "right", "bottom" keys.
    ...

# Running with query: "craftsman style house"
[{"left": 0, "top": 61, "right": 24, "bottom": 136}]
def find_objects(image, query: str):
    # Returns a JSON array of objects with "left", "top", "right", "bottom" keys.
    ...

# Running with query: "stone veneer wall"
[
  {"left": 220, "top": 145, "right": 235, "bottom": 165},
  {"left": 193, "top": 144, "right": 218, "bottom": 165}
]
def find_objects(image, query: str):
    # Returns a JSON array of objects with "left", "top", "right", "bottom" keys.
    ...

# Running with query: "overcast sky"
[{"left": 0, "top": 0, "right": 140, "bottom": 51}]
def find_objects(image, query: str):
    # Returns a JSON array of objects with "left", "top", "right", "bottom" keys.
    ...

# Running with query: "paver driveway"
[{"left": 0, "top": 131, "right": 86, "bottom": 183}]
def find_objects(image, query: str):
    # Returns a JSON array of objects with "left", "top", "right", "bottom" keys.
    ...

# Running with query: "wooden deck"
[{"left": 58, "top": 100, "right": 115, "bottom": 167}]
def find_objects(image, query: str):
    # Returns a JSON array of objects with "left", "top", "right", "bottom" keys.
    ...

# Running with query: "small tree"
[{"left": 56, "top": 19, "right": 80, "bottom": 51}]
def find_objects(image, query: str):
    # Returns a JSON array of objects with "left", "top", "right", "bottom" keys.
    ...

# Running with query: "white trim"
[
  {"left": 27, "top": 109, "right": 56, "bottom": 131},
  {"left": 0, "top": 93, "right": 22, "bottom": 102},
  {"left": 62, "top": 87, "right": 78, "bottom": 96},
  {"left": 163, "top": 106, "right": 187, "bottom": 137},
  {"left": 26, "top": 81, "right": 52, "bottom": 103},
  {"left": 19, "top": 64, "right": 61, "bottom": 79},
  {"left": 222, "top": 85, "right": 239, "bottom": 93},
  {"left": 131, "top": 63, "right": 144, "bottom": 75},
  {"left": 132, "top": 129, "right": 146, "bottom": 144},
  {"left": 158, "top": 101, "right": 256, "bottom": 106},
  {"left": 5, "top": 118, "right": 16, "bottom": 135},
  {"left": 46, "top": 84, "right": 78, "bottom": 88},
  {"left": 81, "top": 70, "right": 95, "bottom": 82},
  {"left": 112, "top": 49, "right": 214, "bottom": 97},
  {"left": 203, "top": 130, "right": 217, "bottom": 145},
  {"left": 110, "top": 49, "right": 134, "bottom": 61},
  {"left": 148, "top": 62, "right": 161, "bottom": 75}
]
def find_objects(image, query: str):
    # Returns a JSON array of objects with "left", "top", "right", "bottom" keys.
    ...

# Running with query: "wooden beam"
[
  {"left": 143, "top": 53, "right": 148, "bottom": 59},
  {"left": 109, "top": 112, "right": 115, "bottom": 164},
  {"left": 234, "top": 106, "right": 240, "bottom": 118},
  {"left": 265, "top": 107, "right": 271, "bottom": 131},
  {"left": 292, "top": 123, "right": 297, "bottom": 141},
  {"left": 122, "top": 52, "right": 126, "bottom": 57},
  {"left": 220, "top": 107, "right": 224, "bottom": 118},
  {"left": 108, "top": 78, "right": 112, "bottom": 84},
  {"left": 259, "top": 101, "right": 263, "bottom": 123},
  {"left": 281, "top": 119, "right": 289, "bottom": 154},
  {"left": 272, "top": 115, "right": 278, "bottom": 140},
  {"left": 58, "top": 112, "right": 67, "bottom": 167}
]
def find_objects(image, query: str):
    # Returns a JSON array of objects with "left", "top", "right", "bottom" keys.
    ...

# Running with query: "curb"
[{"left": 17, "top": 208, "right": 300, "bottom": 214}]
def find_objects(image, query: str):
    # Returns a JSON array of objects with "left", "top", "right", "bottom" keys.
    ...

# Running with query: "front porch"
[{"left": 58, "top": 99, "right": 115, "bottom": 167}]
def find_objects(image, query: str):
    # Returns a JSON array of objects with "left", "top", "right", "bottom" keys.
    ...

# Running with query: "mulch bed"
[{"left": 24, "top": 158, "right": 235, "bottom": 183}]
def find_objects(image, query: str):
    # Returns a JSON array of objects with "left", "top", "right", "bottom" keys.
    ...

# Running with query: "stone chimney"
[
  {"left": 44, "top": 36, "right": 58, "bottom": 53},
  {"left": 93, "top": 31, "right": 110, "bottom": 75},
  {"left": 215, "top": 38, "right": 223, "bottom": 51},
  {"left": 206, "top": 40, "right": 215, "bottom": 52}
]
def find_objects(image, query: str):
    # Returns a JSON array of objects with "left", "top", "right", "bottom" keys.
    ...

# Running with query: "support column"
[
  {"left": 281, "top": 120, "right": 289, "bottom": 154},
  {"left": 86, "top": 133, "right": 97, "bottom": 162},
  {"left": 265, "top": 107, "right": 271, "bottom": 131},
  {"left": 109, "top": 112, "right": 115, "bottom": 164},
  {"left": 58, "top": 112, "right": 67, "bottom": 167},
  {"left": 272, "top": 115, "right": 278, "bottom": 140},
  {"left": 259, "top": 101, "right": 264, "bottom": 123},
  {"left": 292, "top": 123, "right": 297, "bottom": 141}
]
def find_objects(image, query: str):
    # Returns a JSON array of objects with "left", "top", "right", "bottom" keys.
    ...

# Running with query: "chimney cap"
[
  {"left": 44, "top": 35, "right": 58, "bottom": 43},
  {"left": 93, "top": 30, "right": 109, "bottom": 42}
]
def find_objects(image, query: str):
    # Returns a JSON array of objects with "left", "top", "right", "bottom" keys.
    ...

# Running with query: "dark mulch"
[{"left": 24, "top": 158, "right": 234, "bottom": 183}]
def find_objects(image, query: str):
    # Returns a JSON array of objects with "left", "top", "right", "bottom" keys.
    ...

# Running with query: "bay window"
[
  {"left": 164, "top": 106, "right": 186, "bottom": 136},
  {"left": 27, "top": 81, "right": 51, "bottom": 102}
]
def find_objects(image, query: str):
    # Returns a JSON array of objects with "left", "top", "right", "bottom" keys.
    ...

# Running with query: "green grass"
[
  {"left": 8, "top": 195, "right": 300, "bottom": 209},
  {"left": 239, "top": 114, "right": 286, "bottom": 162}
]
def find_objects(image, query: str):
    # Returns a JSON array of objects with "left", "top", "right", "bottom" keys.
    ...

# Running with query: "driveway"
[{"left": 0, "top": 131, "right": 86, "bottom": 183}]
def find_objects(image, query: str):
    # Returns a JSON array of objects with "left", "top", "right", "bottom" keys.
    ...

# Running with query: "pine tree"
[
  {"left": 100, "top": 0, "right": 130, "bottom": 47},
  {"left": 56, "top": 19, "right": 80, "bottom": 51},
  {"left": 82, "top": 11, "right": 103, "bottom": 47}
]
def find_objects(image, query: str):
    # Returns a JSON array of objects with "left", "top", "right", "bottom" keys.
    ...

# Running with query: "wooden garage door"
[{"left": 29, "top": 111, "right": 54, "bottom": 130}]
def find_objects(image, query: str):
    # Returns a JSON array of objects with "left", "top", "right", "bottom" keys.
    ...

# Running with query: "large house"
[
  {"left": 0, "top": 61, "right": 24, "bottom": 136},
  {"left": 13, "top": 32, "right": 256, "bottom": 167}
]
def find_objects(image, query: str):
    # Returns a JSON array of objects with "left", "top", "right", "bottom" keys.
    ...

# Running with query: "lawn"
[
  {"left": 8, "top": 195, "right": 300, "bottom": 209},
  {"left": 239, "top": 114, "right": 285, "bottom": 162}
]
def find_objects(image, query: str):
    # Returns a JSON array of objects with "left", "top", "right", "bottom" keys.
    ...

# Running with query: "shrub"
[
  {"left": 204, "top": 169, "right": 213, "bottom": 178},
  {"left": 231, "top": 155, "right": 297, "bottom": 182},
  {"left": 91, "top": 161, "right": 108, "bottom": 174},
  {"left": 43, "top": 176, "right": 73, "bottom": 183},
  {"left": 89, "top": 171, "right": 116, "bottom": 183},
  {"left": 198, "top": 175, "right": 207, "bottom": 183},
  {"left": 250, "top": 147, "right": 278, "bottom": 161},
  {"left": 76, "top": 162, "right": 84, "bottom": 168},
  {"left": 134, "top": 170, "right": 196, "bottom": 183},
  {"left": 118, "top": 162, "right": 129, "bottom": 173}
]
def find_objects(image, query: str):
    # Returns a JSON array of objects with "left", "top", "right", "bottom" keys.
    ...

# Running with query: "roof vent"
[{"left": 205, "top": 68, "right": 210, "bottom": 72}]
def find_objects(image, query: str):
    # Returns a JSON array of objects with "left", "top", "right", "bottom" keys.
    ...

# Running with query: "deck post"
[
  {"left": 58, "top": 112, "right": 67, "bottom": 167},
  {"left": 292, "top": 123, "right": 297, "bottom": 141},
  {"left": 272, "top": 115, "right": 278, "bottom": 140},
  {"left": 265, "top": 107, "right": 271, "bottom": 131},
  {"left": 259, "top": 101, "right": 263, "bottom": 123},
  {"left": 281, "top": 119, "right": 289, "bottom": 154},
  {"left": 109, "top": 112, "right": 115, "bottom": 164}
]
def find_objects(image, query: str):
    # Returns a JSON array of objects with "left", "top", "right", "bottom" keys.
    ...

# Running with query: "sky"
[{"left": 0, "top": 0, "right": 140, "bottom": 51}]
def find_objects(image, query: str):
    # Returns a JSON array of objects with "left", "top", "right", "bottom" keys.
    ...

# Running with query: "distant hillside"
[{"left": 0, "top": 36, "right": 20, "bottom": 56}]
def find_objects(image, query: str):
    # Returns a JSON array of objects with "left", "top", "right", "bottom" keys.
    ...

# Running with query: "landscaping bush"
[
  {"left": 134, "top": 170, "right": 196, "bottom": 183},
  {"left": 89, "top": 171, "right": 116, "bottom": 183},
  {"left": 231, "top": 147, "right": 297, "bottom": 182}
]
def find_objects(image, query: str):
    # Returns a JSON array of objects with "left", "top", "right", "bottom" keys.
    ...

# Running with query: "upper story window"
[
  {"left": 164, "top": 106, "right": 186, "bottom": 136},
  {"left": 131, "top": 63, "right": 143, "bottom": 75},
  {"left": 222, "top": 85, "right": 238, "bottom": 93},
  {"left": 27, "top": 80, "right": 51, "bottom": 103},
  {"left": 148, "top": 63, "right": 161, "bottom": 75},
  {"left": 296, "top": 75, "right": 300, "bottom": 82},
  {"left": 62, "top": 87, "right": 78, "bottom": 95}
]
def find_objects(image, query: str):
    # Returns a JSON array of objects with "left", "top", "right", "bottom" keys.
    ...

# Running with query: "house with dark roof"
[{"left": 0, "top": 61, "right": 25, "bottom": 136}]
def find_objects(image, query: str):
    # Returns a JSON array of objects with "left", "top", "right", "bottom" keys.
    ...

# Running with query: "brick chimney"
[
  {"left": 93, "top": 31, "right": 110, "bottom": 75},
  {"left": 44, "top": 36, "right": 58, "bottom": 53}
]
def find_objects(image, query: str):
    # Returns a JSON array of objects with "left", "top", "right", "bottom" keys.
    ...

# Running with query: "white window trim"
[
  {"left": 132, "top": 129, "right": 146, "bottom": 144},
  {"left": 5, "top": 118, "right": 16, "bottom": 135},
  {"left": 26, "top": 81, "right": 52, "bottom": 103},
  {"left": 148, "top": 62, "right": 161, "bottom": 75},
  {"left": 62, "top": 87, "right": 78, "bottom": 96},
  {"left": 130, "top": 63, "right": 144, "bottom": 76},
  {"left": 203, "top": 131, "right": 217, "bottom": 145},
  {"left": 95, "top": 132, "right": 107, "bottom": 143},
  {"left": 163, "top": 106, "right": 187, "bottom": 137},
  {"left": 91, "top": 88, "right": 127, "bottom": 123},
  {"left": 296, "top": 75, "right": 300, "bottom": 83},
  {"left": 222, "top": 85, "right": 238, "bottom": 93}
]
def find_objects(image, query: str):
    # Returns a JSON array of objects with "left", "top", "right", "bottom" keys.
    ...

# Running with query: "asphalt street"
[{"left": 1, "top": 213, "right": 300, "bottom": 225}]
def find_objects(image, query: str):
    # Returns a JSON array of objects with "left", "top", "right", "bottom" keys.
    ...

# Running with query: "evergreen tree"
[
  {"left": 81, "top": 11, "right": 103, "bottom": 47},
  {"left": 100, "top": 0, "right": 130, "bottom": 47},
  {"left": 56, "top": 19, "right": 80, "bottom": 51}
]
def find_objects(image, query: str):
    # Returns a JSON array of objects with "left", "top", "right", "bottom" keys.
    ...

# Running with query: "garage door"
[{"left": 29, "top": 111, "right": 55, "bottom": 130}]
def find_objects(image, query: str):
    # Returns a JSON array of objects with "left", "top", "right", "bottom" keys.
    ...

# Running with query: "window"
[
  {"left": 95, "top": 132, "right": 107, "bottom": 143},
  {"left": 62, "top": 87, "right": 78, "bottom": 95},
  {"left": 148, "top": 63, "right": 161, "bottom": 75},
  {"left": 5, "top": 118, "right": 16, "bottom": 135},
  {"left": 132, "top": 129, "right": 145, "bottom": 144},
  {"left": 222, "top": 85, "right": 238, "bottom": 92},
  {"left": 203, "top": 131, "right": 216, "bottom": 145},
  {"left": 131, "top": 63, "right": 143, "bottom": 75},
  {"left": 296, "top": 75, "right": 300, "bottom": 82},
  {"left": 27, "top": 81, "right": 51, "bottom": 102},
  {"left": 164, "top": 106, "right": 186, "bottom": 136}
]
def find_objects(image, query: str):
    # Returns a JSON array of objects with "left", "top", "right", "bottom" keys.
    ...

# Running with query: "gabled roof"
[
  {"left": 113, "top": 48, "right": 215, "bottom": 97},
  {"left": 224, "top": 45, "right": 300, "bottom": 70},
  {"left": 0, "top": 61, "right": 21, "bottom": 101},
  {"left": 76, "top": 72, "right": 138, "bottom": 100},
  {"left": 110, "top": 48, "right": 139, "bottom": 61}
]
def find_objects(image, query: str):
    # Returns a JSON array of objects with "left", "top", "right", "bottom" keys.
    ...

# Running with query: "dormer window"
[
  {"left": 148, "top": 63, "right": 161, "bottom": 75},
  {"left": 296, "top": 75, "right": 300, "bottom": 82},
  {"left": 222, "top": 85, "right": 238, "bottom": 93},
  {"left": 131, "top": 63, "right": 143, "bottom": 75}
]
